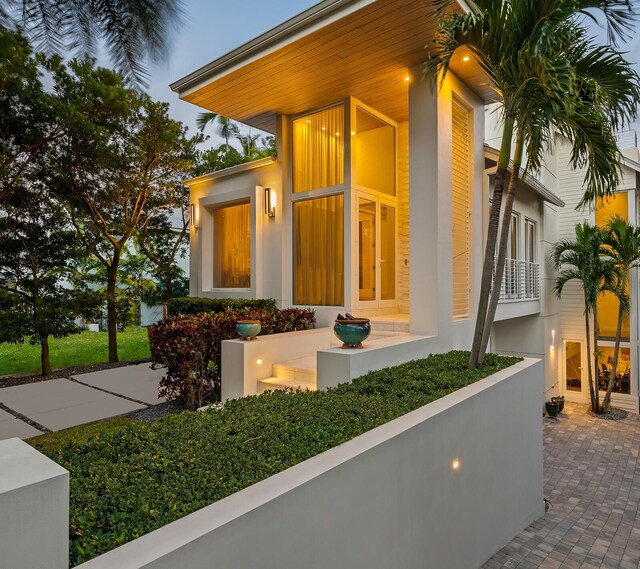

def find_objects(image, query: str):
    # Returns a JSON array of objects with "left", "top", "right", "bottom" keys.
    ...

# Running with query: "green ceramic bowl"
[
  {"left": 334, "top": 319, "right": 371, "bottom": 348},
  {"left": 236, "top": 320, "right": 262, "bottom": 340}
]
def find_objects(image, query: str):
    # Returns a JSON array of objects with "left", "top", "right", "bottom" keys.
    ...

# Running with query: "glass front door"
[
  {"left": 564, "top": 340, "right": 586, "bottom": 400},
  {"left": 358, "top": 195, "right": 396, "bottom": 307}
]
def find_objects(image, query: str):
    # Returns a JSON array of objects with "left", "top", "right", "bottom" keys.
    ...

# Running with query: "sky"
[
  {"left": 138, "top": 0, "right": 318, "bottom": 145},
  {"left": 132, "top": 0, "right": 640, "bottom": 143}
]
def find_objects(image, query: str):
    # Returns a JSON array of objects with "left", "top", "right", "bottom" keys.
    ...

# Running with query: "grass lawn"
[
  {"left": 29, "top": 351, "right": 520, "bottom": 567},
  {"left": 0, "top": 328, "right": 151, "bottom": 376}
]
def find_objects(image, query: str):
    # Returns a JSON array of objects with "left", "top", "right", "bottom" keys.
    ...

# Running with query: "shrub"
[
  {"left": 31, "top": 351, "right": 521, "bottom": 567},
  {"left": 148, "top": 307, "right": 316, "bottom": 408},
  {"left": 166, "top": 297, "right": 277, "bottom": 317}
]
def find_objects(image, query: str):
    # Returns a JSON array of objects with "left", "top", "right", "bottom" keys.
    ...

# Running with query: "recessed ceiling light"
[{"left": 463, "top": 56, "right": 470, "bottom": 62}]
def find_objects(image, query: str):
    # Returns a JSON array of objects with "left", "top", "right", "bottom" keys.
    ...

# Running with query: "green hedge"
[
  {"left": 149, "top": 308, "right": 316, "bottom": 408},
  {"left": 32, "top": 351, "right": 521, "bottom": 567},
  {"left": 166, "top": 297, "right": 277, "bottom": 317}
]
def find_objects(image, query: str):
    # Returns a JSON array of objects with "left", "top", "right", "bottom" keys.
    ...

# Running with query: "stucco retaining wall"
[{"left": 76, "top": 357, "right": 544, "bottom": 569}]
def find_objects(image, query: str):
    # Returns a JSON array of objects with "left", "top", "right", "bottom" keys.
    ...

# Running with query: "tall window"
[
  {"left": 293, "top": 195, "right": 344, "bottom": 305},
  {"left": 213, "top": 202, "right": 251, "bottom": 288},
  {"left": 452, "top": 98, "right": 472, "bottom": 320},
  {"left": 525, "top": 219, "right": 536, "bottom": 263},
  {"left": 354, "top": 107, "right": 395, "bottom": 196},
  {"left": 292, "top": 106, "right": 344, "bottom": 193},
  {"left": 596, "top": 192, "right": 630, "bottom": 340}
]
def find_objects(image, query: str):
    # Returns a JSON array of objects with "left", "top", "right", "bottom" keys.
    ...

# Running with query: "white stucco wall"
[
  {"left": 0, "top": 438, "right": 69, "bottom": 569},
  {"left": 76, "top": 358, "right": 544, "bottom": 569},
  {"left": 408, "top": 69, "right": 485, "bottom": 351}
]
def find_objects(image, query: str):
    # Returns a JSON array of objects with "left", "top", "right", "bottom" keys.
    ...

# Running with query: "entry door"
[
  {"left": 563, "top": 339, "right": 588, "bottom": 401},
  {"left": 357, "top": 195, "right": 396, "bottom": 308}
]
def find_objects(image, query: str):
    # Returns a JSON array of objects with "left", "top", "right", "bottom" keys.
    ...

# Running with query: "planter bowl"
[
  {"left": 551, "top": 396, "right": 565, "bottom": 413},
  {"left": 545, "top": 401, "right": 559, "bottom": 418},
  {"left": 334, "top": 319, "right": 371, "bottom": 348},
  {"left": 236, "top": 320, "right": 262, "bottom": 341}
]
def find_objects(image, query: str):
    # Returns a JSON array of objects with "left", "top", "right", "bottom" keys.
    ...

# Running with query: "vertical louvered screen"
[{"left": 451, "top": 99, "right": 471, "bottom": 320}]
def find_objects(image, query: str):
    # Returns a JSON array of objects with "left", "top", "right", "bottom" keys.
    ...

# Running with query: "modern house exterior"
[{"left": 171, "top": 0, "right": 640, "bottom": 412}]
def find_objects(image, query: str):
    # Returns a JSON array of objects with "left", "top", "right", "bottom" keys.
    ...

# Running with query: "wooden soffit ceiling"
[{"left": 171, "top": 0, "right": 493, "bottom": 133}]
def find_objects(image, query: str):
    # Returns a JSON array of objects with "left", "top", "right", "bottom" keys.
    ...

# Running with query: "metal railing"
[{"left": 494, "top": 258, "right": 540, "bottom": 301}]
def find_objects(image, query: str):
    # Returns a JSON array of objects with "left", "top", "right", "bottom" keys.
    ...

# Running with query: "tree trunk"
[
  {"left": 593, "top": 307, "right": 601, "bottom": 413},
  {"left": 469, "top": 117, "right": 515, "bottom": 369},
  {"left": 106, "top": 266, "right": 119, "bottom": 363},
  {"left": 603, "top": 306, "right": 624, "bottom": 410},
  {"left": 40, "top": 334, "right": 52, "bottom": 376},
  {"left": 585, "top": 304, "right": 596, "bottom": 413},
  {"left": 478, "top": 131, "right": 523, "bottom": 364}
]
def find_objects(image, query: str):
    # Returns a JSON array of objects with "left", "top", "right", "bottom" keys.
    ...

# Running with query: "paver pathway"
[
  {"left": 0, "top": 363, "right": 164, "bottom": 440},
  {"left": 482, "top": 402, "right": 640, "bottom": 569}
]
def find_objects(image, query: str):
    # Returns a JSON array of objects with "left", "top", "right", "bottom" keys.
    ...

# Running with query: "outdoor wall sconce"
[
  {"left": 190, "top": 203, "right": 200, "bottom": 228},
  {"left": 264, "top": 187, "right": 276, "bottom": 218}
]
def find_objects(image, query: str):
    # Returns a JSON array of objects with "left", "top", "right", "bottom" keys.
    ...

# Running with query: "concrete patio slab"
[
  {"left": 0, "top": 379, "right": 144, "bottom": 431},
  {"left": 71, "top": 363, "right": 166, "bottom": 405},
  {"left": 0, "top": 409, "right": 43, "bottom": 440}
]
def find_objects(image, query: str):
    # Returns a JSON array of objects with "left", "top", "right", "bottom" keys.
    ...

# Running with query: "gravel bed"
[
  {"left": 126, "top": 401, "right": 184, "bottom": 423},
  {"left": 588, "top": 406, "right": 628, "bottom": 421}
]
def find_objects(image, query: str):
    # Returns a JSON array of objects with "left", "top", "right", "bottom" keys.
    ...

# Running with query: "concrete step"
[
  {"left": 272, "top": 354, "right": 317, "bottom": 384},
  {"left": 257, "top": 376, "right": 317, "bottom": 393}
]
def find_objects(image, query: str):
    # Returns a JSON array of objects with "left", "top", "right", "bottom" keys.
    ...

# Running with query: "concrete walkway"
[
  {"left": 0, "top": 364, "right": 165, "bottom": 440},
  {"left": 483, "top": 402, "right": 640, "bottom": 569}
]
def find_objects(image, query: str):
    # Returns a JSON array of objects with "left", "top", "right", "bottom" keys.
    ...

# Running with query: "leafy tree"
[
  {"left": 601, "top": 216, "right": 640, "bottom": 410},
  {"left": 0, "top": 29, "right": 60, "bottom": 204},
  {"left": 0, "top": 190, "right": 99, "bottom": 375},
  {"left": 552, "top": 223, "right": 621, "bottom": 414},
  {"left": 428, "top": 0, "right": 640, "bottom": 369},
  {"left": 196, "top": 112, "right": 240, "bottom": 147},
  {"left": 51, "top": 60, "right": 198, "bottom": 362},
  {"left": 137, "top": 185, "right": 190, "bottom": 308},
  {"left": 0, "top": 0, "right": 184, "bottom": 84}
]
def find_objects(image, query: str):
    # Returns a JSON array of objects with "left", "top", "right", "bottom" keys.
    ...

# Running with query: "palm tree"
[
  {"left": 427, "top": 0, "right": 640, "bottom": 369},
  {"left": 601, "top": 216, "right": 640, "bottom": 410},
  {"left": 196, "top": 112, "right": 240, "bottom": 147},
  {"left": 0, "top": 0, "right": 184, "bottom": 84},
  {"left": 552, "top": 223, "right": 620, "bottom": 414}
]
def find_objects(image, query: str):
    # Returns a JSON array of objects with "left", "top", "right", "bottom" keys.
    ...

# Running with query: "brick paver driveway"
[{"left": 483, "top": 402, "right": 640, "bottom": 569}]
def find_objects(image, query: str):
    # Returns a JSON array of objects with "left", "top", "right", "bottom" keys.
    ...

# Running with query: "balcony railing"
[{"left": 494, "top": 258, "right": 540, "bottom": 301}]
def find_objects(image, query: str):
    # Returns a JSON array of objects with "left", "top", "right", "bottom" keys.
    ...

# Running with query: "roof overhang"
[
  {"left": 484, "top": 145, "right": 565, "bottom": 208},
  {"left": 171, "top": 0, "right": 493, "bottom": 133},
  {"left": 622, "top": 155, "right": 640, "bottom": 173},
  {"left": 184, "top": 156, "right": 277, "bottom": 188}
]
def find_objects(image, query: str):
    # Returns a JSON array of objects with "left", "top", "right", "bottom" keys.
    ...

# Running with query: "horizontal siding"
[
  {"left": 398, "top": 121, "right": 410, "bottom": 313},
  {"left": 556, "top": 137, "right": 592, "bottom": 341}
]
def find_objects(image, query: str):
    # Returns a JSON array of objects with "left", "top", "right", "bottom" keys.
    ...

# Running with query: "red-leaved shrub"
[{"left": 148, "top": 308, "right": 316, "bottom": 409}]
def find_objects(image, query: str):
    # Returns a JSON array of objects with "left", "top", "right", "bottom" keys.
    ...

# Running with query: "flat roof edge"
[{"left": 184, "top": 156, "right": 277, "bottom": 186}]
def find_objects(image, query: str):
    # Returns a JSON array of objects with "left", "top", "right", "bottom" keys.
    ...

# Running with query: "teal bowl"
[
  {"left": 334, "top": 319, "right": 371, "bottom": 348},
  {"left": 236, "top": 320, "right": 262, "bottom": 340}
]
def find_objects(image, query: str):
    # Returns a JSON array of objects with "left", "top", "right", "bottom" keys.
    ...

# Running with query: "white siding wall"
[{"left": 556, "top": 136, "right": 592, "bottom": 340}]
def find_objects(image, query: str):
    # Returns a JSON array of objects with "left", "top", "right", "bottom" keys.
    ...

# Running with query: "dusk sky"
[{"left": 133, "top": 0, "right": 640, "bottom": 144}]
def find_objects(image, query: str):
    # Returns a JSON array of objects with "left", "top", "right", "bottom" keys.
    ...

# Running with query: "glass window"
[
  {"left": 292, "top": 106, "right": 344, "bottom": 193},
  {"left": 596, "top": 192, "right": 630, "bottom": 340},
  {"left": 525, "top": 219, "right": 536, "bottom": 263},
  {"left": 597, "top": 346, "right": 631, "bottom": 394},
  {"left": 213, "top": 202, "right": 251, "bottom": 288},
  {"left": 293, "top": 195, "right": 344, "bottom": 305},
  {"left": 354, "top": 107, "right": 395, "bottom": 196}
]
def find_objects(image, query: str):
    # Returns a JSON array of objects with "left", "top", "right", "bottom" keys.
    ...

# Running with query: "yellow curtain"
[
  {"left": 293, "top": 106, "right": 344, "bottom": 193},
  {"left": 213, "top": 202, "right": 251, "bottom": 288},
  {"left": 293, "top": 195, "right": 344, "bottom": 305}
]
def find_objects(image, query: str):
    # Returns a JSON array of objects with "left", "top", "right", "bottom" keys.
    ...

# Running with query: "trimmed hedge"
[
  {"left": 148, "top": 307, "right": 316, "bottom": 408},
  {"left": 31, "top": 351, "right": 521, "bottom": 567},
  {"left": 166, "top": 297, "right": 277, "bottom": 317}
]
